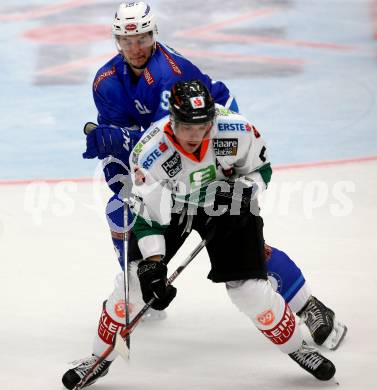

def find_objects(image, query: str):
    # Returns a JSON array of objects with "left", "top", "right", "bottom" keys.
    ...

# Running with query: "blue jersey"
[
  {"left": 92, "top": 42, "right": 238, "bottom": 194},
  {"left": 93, "top": 42, "right": 237, "bottom": 130}
]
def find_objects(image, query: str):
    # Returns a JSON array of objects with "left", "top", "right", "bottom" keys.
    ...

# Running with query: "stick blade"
[{"left": 113, "top": 328, "right": 130, "bottom": 361}]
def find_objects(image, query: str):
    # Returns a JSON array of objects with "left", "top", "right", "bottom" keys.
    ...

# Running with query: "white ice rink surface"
[{"left": 1, "top": 161, "right": 376, "bottom": 390}]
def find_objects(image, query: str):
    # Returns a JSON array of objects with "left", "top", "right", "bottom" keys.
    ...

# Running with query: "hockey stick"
[
  {"left": 84, "top": 121, "right": 132, "bottom": 354},
  {"left": 122, "top": 203, "right": 131, "bottom": 355},
  {"left": 73, "top": 223, "right": 216, "bottom": 390}
]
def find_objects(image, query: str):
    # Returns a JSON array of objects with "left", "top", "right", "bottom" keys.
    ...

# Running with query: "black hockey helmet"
[{"left": 169, "top": 80, "right": 216, "bottom": 124}]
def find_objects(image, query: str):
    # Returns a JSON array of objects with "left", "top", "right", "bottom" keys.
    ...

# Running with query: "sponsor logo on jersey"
[
  {"left": 189, "top": 165, "right": 216, "bottom": 189},
  {"left": 212, "top": 138, "right": 238, "bottom": 156},
  {"left": 132, "top": 127, "right": 160, "bottom": 164},
  {"left": 162, "top": 152, "right": 182, "bottom": 178},
  {"left": 93, "top": 66, "right": 116, "bottom": 91},
  {"left": 218, "top": 122, "right": 252, "bottom": 132},
  {"left": 142, "top": 142, "right": 168, "bottom": 169},
  {"left": 157, "top": 43, "right": 182, "bottom": 75},
  {"left": 260, "top": 303, "right": 296, "bottom": 345},
  {"left": 144, "top": 67, "right": 155, "bottom": 85},
  {"left": 125, "top": 23, "right": 137, "bottom": 31},
  {"left": 190, "top": 96, "right": 205, "bottom": 108}
]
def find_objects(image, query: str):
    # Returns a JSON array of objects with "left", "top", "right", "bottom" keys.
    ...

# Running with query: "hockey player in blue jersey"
[{"left": 62, "top": 3, "right": 346, "bottom": 388}]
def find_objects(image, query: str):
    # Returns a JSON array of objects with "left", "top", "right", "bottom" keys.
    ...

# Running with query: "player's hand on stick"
[
  {"left": 82, "top": 123, "right": 134, "bottom": 159},
  {"left": 137, "top": 260, "right": 177, "bottom": 310}
]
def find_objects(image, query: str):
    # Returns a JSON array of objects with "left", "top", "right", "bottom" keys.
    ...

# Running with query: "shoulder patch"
[
  {"left": 157, "top": 43, "right": 182, "bottom": 76},
  {"left": 93, "top": 66, "right": 116, "bottom": 91}
]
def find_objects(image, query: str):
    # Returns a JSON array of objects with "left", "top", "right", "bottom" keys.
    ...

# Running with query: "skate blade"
[{"left": 323, "top": 318, "right": 348, "bottom": 350}]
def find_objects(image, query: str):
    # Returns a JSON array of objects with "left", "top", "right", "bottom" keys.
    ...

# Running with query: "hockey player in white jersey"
[{"left": 126, "top": 80, "right": 336, "bottom": 382}]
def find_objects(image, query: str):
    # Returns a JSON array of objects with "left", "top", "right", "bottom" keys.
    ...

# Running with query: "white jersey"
[{"left": 129, "top": 105, "right": 271, "bottom": 259}]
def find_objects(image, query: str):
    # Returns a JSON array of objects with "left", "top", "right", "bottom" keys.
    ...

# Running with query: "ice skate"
[
  {"left": 323, "top": 315, "right": 348, "bottom": 350},
  {"left": 62, "top": 355, "right": 112, "bottom": 389},
  {"left": 297, "top": 295, "right": 347, "bottom": 349},
  {"left": 289, "top": 341, "right": 336, "bottom": 381}
]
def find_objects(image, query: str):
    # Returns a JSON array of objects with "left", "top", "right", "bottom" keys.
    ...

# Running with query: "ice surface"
[{"left": 1, "top": 162, "right": 377, "bottom": 389}]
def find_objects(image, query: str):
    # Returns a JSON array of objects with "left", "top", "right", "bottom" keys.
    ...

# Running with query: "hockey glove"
[
  {"left": 214, "top": 178, "right": 259, "bottom": 215},
  {"left": 137, "top": 260, "right": 177, "bottom": 310},
  {"left": 82, "top": 123, "right": 136, "bottom": 159}
]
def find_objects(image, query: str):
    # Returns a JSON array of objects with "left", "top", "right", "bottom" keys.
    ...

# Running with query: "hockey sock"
[
  {"left": 92, "top": 268, "right": 144, "bottom": 360},
  {"left": 106, "top": 194, "right": 126, "bottom": 268},
  {"left": 93, "top": 301, "right": 124, "bottom": 361},
  {"left": 265, "top": 245, "right": 312, "bottom": 313},
  {"left": 111, "top": 234, "right": 125, "bottom": 269},
  {"left": 226, "top": 279, "right": 303, "bottom": 353}
]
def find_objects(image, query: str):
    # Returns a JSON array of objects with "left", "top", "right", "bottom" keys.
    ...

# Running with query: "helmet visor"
[{"left": 115, "top": 32, "right": 155, "bottom": 51}]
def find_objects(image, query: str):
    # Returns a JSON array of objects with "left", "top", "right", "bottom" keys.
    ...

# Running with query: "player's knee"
[
  {"left": 226, "top": 279, "right": 274, "bottom": 315},
  {"left": 226, "top": 279, "right": 285, "bottom": 327}
]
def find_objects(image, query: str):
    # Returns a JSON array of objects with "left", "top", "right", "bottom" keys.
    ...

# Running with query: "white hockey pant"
[{"left": 226, "top": 279, "right": 303, "bottom": 353}]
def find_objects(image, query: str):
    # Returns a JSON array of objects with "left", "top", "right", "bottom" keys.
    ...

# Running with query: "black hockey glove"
[
  {"left": 214, "top": 178, "right": 258, "bottom": 215},
  {"left": 137, "top": 260, "right": 177, "bottom": 310}
]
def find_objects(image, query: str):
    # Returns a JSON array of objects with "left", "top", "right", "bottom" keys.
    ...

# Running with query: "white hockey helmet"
[{"left": 112, "top": 2, "right": 157, "bottom": 37}]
